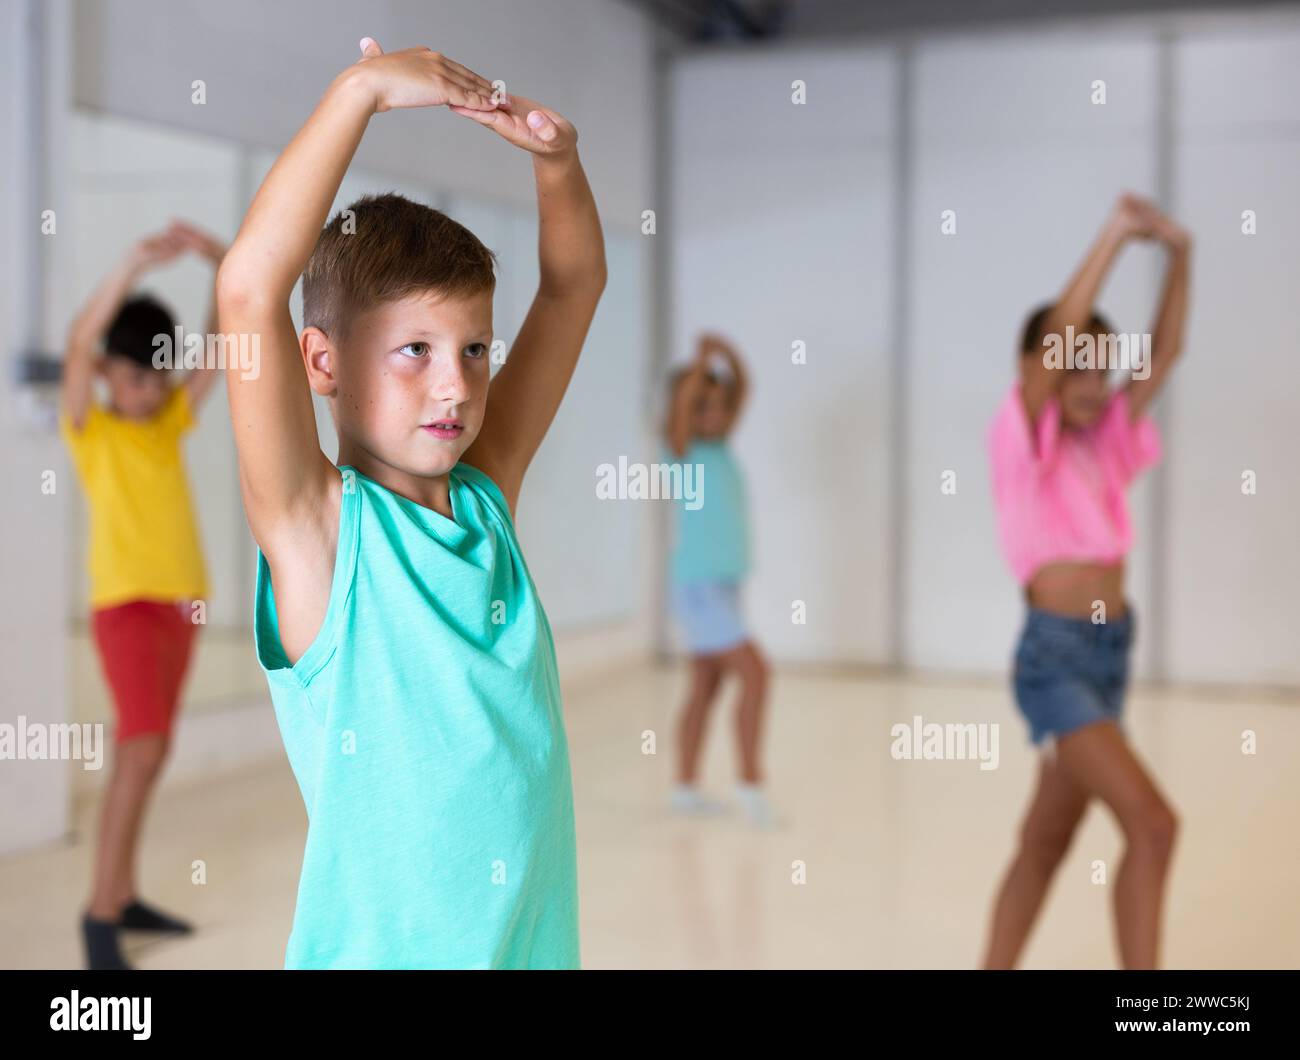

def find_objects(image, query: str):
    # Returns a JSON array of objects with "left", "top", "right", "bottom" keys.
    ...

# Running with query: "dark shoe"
[
  {"left": 82, "top": 913, "right": 132, "bottom": 969},
  {"left": 119, "top": 898, "right": 193, "bottom": 935}
]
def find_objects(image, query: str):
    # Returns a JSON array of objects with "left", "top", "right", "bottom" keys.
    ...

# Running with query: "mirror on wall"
[{"left": 63, "top": 109, "right": 649, "bottom": 729}]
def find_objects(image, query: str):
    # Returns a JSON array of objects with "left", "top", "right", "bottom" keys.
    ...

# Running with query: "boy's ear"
[{"left": 301, "top": 326, "right": 338, "bottom": 397}]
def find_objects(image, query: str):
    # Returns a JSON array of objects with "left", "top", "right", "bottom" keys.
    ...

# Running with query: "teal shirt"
[
  {"left": 667, "top": 439, "right": 751, "bottom": 584},
  {"left": 253, "top": 463, "right": 580, "bottom": 969}
]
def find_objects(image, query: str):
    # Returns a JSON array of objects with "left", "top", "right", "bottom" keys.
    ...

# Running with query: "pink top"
[{"left": 988, "top": 383, "right": 1162, "bottom": 586}]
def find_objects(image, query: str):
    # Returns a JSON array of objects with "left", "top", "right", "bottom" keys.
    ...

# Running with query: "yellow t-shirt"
[{"left": 59, "top": 384, "right": 209, "bottom": 610}]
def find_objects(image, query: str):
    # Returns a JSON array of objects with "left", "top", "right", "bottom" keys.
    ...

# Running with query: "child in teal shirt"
[
  {"left": 664, "top": 334, "right": 775, "bottom": 828},
  {"left": 222, "top": 39, "right": 606, "bottom": 968}
]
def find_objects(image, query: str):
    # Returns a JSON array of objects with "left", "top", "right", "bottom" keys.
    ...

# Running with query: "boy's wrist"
[
  {"left": 328, "top": 63, "right": 379, "bottom": 116},
  {"left": 533, "top": 147, "right": 581, "bottom": 175}
]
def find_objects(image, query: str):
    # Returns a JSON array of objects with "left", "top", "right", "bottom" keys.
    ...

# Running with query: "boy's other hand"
[
  {"left": 353, "top": 38, "right": 499, "bottom": 116},
  {"left": 450, "top": 91, "right": 576, "bottom": 158}
]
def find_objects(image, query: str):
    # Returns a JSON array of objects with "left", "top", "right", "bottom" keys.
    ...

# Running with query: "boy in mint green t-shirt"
[{"left": 221, "top": 39, "right": 606, "bottom": 968}]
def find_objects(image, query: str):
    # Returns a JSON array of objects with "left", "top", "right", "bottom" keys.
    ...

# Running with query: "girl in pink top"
[{"left": 982, "top": 194, "right": 1192, "bottom": 970}]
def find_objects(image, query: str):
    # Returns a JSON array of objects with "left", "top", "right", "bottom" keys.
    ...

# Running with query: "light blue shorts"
[{"left": 672, "top": 580, "right": 747, "bottom": 655}]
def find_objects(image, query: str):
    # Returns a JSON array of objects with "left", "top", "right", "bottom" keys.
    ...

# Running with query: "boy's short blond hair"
[{"left": 303, "top": 192, "right": 498, "bottom": 343}]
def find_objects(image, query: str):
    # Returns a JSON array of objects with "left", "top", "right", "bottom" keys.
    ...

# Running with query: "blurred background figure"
[
  {"left": 58, "top": 220, "right": 226, "bottom": 967},
  {"left": 982, "top": 194, "right": 1190, "bottom": 970},
  {"left": 664, "top": 334, "right": 774, "bottom": 827}
]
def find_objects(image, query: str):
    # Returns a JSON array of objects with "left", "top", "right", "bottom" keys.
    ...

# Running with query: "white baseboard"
[
  {"left": 68, "top": 617, "right": 655, "bottom": 798},
  {"left": 71, "top": 696, "right": 285, "bottom": 802},
  {"left": 551, "top": 616, "right": 654, "bottom": 691}
]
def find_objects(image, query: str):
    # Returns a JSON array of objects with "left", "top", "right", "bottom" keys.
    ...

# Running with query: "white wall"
[
  {"left": 0, "top": 0, "right": 663, "bottom": 857},
  {"left": 64, "top": 114, "right": 246, "bottom": 626},
  {"left": 904, "top": 32, "right": 1162, "bottom": 678},
  {"left": 513, "top": 227, "right": 648, "bottom": 627},
  {"left": 2, "top": 0, "right": 73, "bottom": 855},
  {"left": 62, "top": 0, "right": 661, "bottom": 639},
  {"left": 70, "top": 0, "right": 655, "bottom": 225},
  {"left": 669, "top": 11, "right": 1300, "bottom": 686},
  {"left": 1164, "top": 29, "right": 1300, "bottom": 685},
  {"left": 670, "top": 47, "right": 899, "bottom": 664}
]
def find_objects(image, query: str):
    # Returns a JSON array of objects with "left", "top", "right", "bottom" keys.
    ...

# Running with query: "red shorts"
[{"left": 91, "top": 600, "right": 199, "bottom": 743}]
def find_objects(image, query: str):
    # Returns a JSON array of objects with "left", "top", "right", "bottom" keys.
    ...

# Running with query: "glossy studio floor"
[{"left": 4, "top": 661, "right": 1296, "bottom": 970}]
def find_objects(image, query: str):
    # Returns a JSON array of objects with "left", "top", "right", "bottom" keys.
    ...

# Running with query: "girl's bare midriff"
[{"left": 1026, "top": 561, "right": 1127, "bottom": 619}]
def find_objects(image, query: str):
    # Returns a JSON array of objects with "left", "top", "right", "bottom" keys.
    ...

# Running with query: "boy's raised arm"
[
  {"left": 456, "top": 94, "right": 606, "bottom": 515},
  {"left": 218, "top": 41, "right": 500, "bottom": 546},
  {"left": 217, "top": 63, "right": 377, "bottom": 541}
]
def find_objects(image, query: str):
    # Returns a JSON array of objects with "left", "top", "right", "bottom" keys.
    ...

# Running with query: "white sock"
[
  {"left": 734, "top": 781, "right": 777, "bottom": 827},
  {"left": 671, "top": 782, "right": 723, "bottom": 814}
]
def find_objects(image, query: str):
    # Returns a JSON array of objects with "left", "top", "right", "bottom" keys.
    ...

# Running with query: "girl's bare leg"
[
  {"left": 676, "top": 655, "right": 726, "bottom": 785},
  {"left": 982, "top": 749, "right": 1090, "bottom": 968},
  {"left": 1054, "top": 721, "right": 1179, "bottom": 969},
  {"left": 719, "top": 641, "right": 769, "bottom": 785}
]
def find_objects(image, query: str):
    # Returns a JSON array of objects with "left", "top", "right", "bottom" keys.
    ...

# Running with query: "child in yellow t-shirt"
[{"left": 59, "top": 219, "right": 227, "bottom": 969}]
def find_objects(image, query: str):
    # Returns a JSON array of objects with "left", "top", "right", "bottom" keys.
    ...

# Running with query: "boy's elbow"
[
  {"left": 216, "top": 253, "right": 275, "bottom": 313},
  {"left": 215, "top": 257, "right": 252, "bottom": 311}
]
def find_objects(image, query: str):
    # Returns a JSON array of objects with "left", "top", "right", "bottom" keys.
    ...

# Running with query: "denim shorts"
[
  {"left": 671, "top": 580, "right": 748, "bottom": 655},
  {"left": 1013, "top": 605, "right": 1135, "bottom": 747}
]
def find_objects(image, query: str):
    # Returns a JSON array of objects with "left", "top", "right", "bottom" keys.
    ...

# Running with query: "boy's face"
[
  {"left": 322, "top": 289, "right": 494, "bottom": 478},
  {"left": 100, "top": 355, "right": 170, "bottom": 419}
]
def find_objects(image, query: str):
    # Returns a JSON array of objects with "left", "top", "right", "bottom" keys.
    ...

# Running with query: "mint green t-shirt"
[
  {"left": 667, "top": 439, "right": 750, "bottom": 585},
  {"left": 253, "top": 463, "right": 580, "bottom": 969}
]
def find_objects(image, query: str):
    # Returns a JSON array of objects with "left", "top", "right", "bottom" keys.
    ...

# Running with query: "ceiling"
[{"left": 621, "top": 0, "right": 1298, "bottom": 43}]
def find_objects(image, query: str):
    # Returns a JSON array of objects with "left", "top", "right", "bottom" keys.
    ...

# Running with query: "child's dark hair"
[
  {"left": 105, "top": 294, "right": 177, "bottom": 370},
  {"left": 303, "top": 192, "right": 498, "bottom": 342},
  {"left": 1020, "top": 302, "right": 1116, "bottom": 355}
]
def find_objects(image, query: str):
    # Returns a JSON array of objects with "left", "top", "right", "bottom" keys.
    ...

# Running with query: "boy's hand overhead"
[
  {"left": 450, "top": 91, "right": 577, "bottom": 157},
  {"left": 354, "top": 38, "right": 500, "bottom": 115}
]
